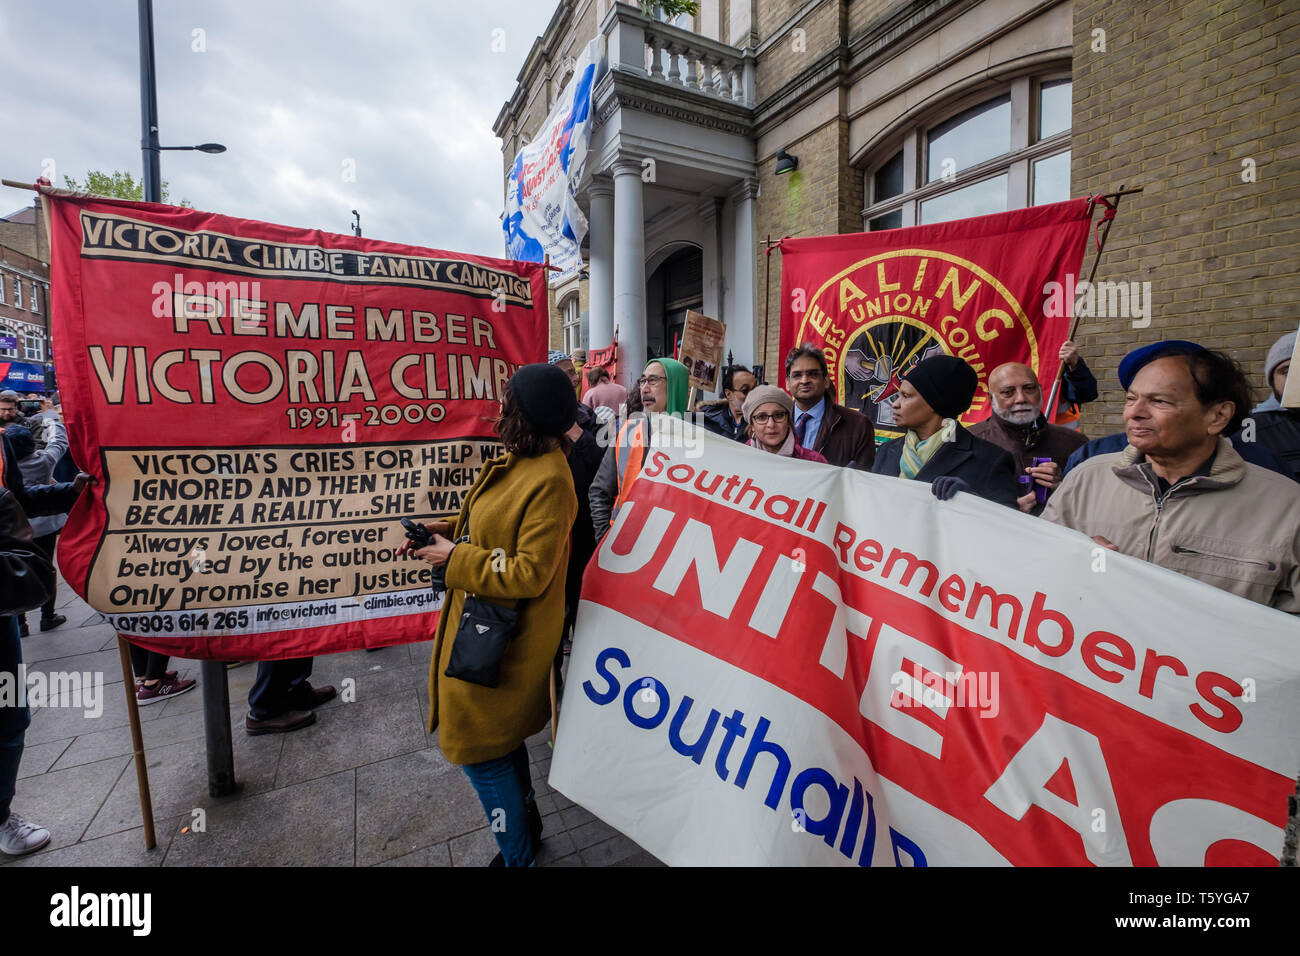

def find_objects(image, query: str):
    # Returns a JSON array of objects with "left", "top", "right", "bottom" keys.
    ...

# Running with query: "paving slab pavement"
[{"left": 3, "top": 577, "right": 662, "bottom": 868}]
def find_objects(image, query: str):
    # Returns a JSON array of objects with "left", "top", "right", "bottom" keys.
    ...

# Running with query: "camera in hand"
[{"left": 400, "top": 517, "right": 432, "bottom": 551}]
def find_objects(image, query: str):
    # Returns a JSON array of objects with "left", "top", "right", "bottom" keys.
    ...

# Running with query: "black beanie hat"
[
  {"left": 902, "top": 355, "right": 978, "bottom": 419},
  {"left": 507, "top": 363, "right": 577, "bottom": 437}
]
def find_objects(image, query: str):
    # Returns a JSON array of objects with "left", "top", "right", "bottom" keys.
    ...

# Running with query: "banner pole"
[
  {"left": 117, "top": 636, "right": 157, "bottom": 850},
  {"left": 1047, "top": 185, "right": 1139, "bottom": 415},
  {"left": 762, "top": 235, "right": 772, "bottom": 381}
]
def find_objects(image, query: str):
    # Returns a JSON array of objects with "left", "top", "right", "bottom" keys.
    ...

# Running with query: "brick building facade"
[
  {"left": 496, "top": 0, "right": 1296, "bottom": 429},
  {"left": 0, "top": 199, "right": 52, "bottom": 393}
]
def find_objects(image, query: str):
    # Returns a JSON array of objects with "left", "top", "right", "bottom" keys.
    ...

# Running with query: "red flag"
[
  {"left": 779, "top": 201, "right": 1091, "bottom": 440},
  {"left": 584, "top": 344, "right": 618, "bottom": 397},
  {"left": 46, "top": 192, "right": 548, "bottom": 660}
]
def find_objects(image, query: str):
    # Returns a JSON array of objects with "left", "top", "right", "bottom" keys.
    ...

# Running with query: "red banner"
[
  {"left": 581, "top": 344, "right": 618, "bottom": 399},
  {"left": 46, "top": 192, "right": 547, "bottom": 659},
  {"left": 779, "top": 202, "right": 1091, "bottom": 440}
]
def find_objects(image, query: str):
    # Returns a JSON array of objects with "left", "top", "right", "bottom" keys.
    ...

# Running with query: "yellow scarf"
[{"left": 900, "top": 418, "right": 957, "bottom": 479}]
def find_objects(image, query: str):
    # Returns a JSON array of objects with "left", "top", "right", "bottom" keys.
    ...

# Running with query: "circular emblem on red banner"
[{"left": 792, "top": 250, "right": 1039, "bottom": 440}]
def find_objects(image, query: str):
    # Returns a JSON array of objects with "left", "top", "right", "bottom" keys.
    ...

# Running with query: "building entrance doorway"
[{"left": 645, "top": 246, "right": 702, "bottom": 362}]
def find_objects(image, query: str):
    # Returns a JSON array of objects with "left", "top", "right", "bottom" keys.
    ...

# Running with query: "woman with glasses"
[{"left": 741, "top": 385, "right": 828, "bottom": 463}]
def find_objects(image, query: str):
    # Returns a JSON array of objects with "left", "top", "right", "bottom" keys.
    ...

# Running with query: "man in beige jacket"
[{"left": 1043, "top": 343, "right": 1300, "bottom": 614}]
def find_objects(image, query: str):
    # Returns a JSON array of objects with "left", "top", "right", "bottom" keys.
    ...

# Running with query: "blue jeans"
[
  {"left": 461, "top": 743, "right": 536, "bottom": 867},
  {"left": 0, "top": 615, "right": 29, "bottom": 825}
]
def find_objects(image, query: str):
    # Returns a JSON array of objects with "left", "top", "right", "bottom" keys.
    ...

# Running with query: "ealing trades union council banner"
[
  {"left": 779, "top": 201, "right": 1092, "bottom": 440},
  {"left": 46, "top": 192, "right": 548, "bottom": 660},
  {"left": 549, "top": 419, "right": 1300, "bottom": 866}
]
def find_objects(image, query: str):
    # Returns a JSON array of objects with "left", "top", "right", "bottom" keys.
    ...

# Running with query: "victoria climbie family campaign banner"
[
  {"left": 46, "top": 191, "right": 548, "bottom": 660},
  {"left": 550, "top": 420, "right": 1300, "bottom": 866}
]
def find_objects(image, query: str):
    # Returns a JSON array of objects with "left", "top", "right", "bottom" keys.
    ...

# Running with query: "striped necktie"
[{"left": 794, "top": 412, "right": 811, "bottom": 447}]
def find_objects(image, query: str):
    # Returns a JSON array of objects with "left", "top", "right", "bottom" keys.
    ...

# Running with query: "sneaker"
[
  {"left": 0, "top": 812, "right": 51, "bottom": 856},
  {"left": 136, "top": 675, "right": 196, "bottom": 705},
  {"left": 39, "top": 613, "right": 66, "bottom": 631},
  {"left": 135, "top": 670, "right": 179, "bottom": 685}
]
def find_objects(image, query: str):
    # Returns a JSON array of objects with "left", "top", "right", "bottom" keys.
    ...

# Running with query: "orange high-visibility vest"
[{"left": 610, "top": 415, "right": 652, "bottom": 525}]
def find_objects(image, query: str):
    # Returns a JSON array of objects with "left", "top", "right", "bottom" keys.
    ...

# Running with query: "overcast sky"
[{"left": 0, "top": 0, "right": 557, "bottom": 257}]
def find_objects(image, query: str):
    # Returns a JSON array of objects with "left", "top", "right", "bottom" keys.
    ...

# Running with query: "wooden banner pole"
[
  {"left": 1046, "top": 185, "right": 1142, "bottom": 416},
  {"left": 116, "top": 636, "right": 157, "bottom": 850}
]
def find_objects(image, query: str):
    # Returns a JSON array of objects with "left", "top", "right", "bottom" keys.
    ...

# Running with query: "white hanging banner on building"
[
  {"left": 502, "top": 36, "right": 605, "bottom": 280},
  {"left": 550, "top": 418, "right": 1300, "bottom": 866}
]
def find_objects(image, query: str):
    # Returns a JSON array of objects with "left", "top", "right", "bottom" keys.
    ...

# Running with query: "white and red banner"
[{"left": 551, "top": 420, "right": 1300, "bottom": 866}]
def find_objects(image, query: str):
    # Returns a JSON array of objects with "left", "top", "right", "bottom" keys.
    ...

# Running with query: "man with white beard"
[{"left": 969, "top": 362, "right": 1088, "bottom": 515}]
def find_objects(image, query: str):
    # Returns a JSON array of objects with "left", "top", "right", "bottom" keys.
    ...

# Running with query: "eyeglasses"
[
  {"left": 637, "top": 375, "right": 666, "bottom": 387},
  {"left": 787, "top": 370, "right": 823, "bottom": 381},
  {"left": 750, "top": 410, "right": 790, "bottom": 425}
]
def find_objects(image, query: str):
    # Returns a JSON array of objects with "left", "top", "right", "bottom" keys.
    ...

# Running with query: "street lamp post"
[{"left": 137, "top": 0, "right": 236, "bottom": 799}]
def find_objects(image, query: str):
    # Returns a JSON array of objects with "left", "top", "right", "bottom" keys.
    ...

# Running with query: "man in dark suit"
[
  {"left": 872, "top": 355, "right": 1018, "bottom": 507},
  {"left": 785, "top": 345, "right": 875, "bottom": 469}
]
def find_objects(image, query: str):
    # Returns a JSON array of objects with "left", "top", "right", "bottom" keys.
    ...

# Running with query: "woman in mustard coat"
[{"left": 406, "top": 363, "right": 578, "bottom": 867}]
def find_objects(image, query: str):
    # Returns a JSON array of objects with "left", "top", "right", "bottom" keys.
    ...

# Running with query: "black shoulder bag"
[{"left": 444, "top": 593, "right": 523, "bottom": 688}]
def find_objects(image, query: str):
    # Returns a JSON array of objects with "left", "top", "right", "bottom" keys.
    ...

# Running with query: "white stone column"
[
  {"left": 698, "top": 196, "right": 722, "bottom": 323},
  {"left": 588, "top": 176, "right": 615, "bottom": 349},
  {"left": 728, "top": 178, "right": 759, "bottom": 368},
  {"left": 612, "top": 157, "right": 646, "bottom": 391}
]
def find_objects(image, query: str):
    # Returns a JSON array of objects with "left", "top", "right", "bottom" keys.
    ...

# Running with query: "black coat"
[
  {"left": 700, "top": 401, "right": 746, "bottom": 442},
  {"left": 3, "top": 433, "right": 78, "bottom": 518},
  {"left": 0, "top": 487, "right": 54, "bottom": 616},
  {"left": 566, "top": 403, "right": 605, "bottom": 571},
  {"left": 872, "top": 424, "right": 1019, "bottom": 507}
]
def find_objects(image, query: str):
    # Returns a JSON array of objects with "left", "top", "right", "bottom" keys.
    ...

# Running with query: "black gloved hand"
[{"left": 931, "top": 476, "right": 971, "bottom": 501}]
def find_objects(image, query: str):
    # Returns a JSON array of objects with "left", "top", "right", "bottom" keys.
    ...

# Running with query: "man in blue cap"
[
  {"left": 1063, "top": 340, "right": 1289, "bottom": 477},
  {"left": 1044, "top": 343, "right": 1300, "bottom": 613}
]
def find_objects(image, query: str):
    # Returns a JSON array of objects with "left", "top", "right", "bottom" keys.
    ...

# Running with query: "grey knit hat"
[
  {"left": 742, "top": 384, "right": 794, "bottom": 421},
  {"left": 1266, "top": 331, "right": 1296, "bottom": 380}
]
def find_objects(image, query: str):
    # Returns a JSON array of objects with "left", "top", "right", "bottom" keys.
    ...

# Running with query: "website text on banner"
[
  {"left": 46, "top": 192, "right": 548, "bottom": 660},
  {"left": 550, "top": 420, "right": 1300, "bottom": 867},
  {"left": 779, "top": 201, "right": 1091, "bottom": 441}
]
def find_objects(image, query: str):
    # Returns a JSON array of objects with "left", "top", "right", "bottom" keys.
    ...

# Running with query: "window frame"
[
  {"left": 862, "top": 70, "right": 1072, "bottom": 231},
  {"left": 23, "top": 329, "right": 44, "bottom": 362},
  {"left": 560, "top": 294, "right": 581, "bottom": 355},
  {"left": 0, "top": 324, "right": 17, "bottom": 359}
]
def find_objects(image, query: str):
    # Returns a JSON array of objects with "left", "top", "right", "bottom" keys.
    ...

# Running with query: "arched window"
[
  {"left": 863, "top": 73, "right": 1071, "bottom": 230},
  {"left": 0, "top": 324, "right": 17, "bottom": 358}
]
